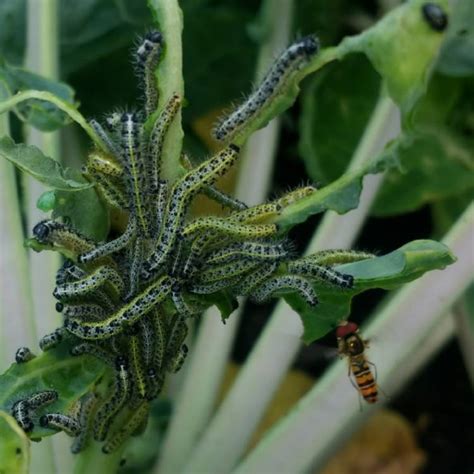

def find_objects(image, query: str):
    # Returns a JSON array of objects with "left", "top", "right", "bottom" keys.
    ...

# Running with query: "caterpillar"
[
  {"left": 134, "top": 30, "right": 163, "bottom": 116},
  {"left": 274, "top": 185, "right": 318, "bottom": 208},
  {"left": 15, "top": 347, "right": 36, "bottom": 364},
  {"left": 26, "top": 390, "right": 58, "bottom": 411},
  {"left": 126, "top": 236, "right": 144, "bottom": 301},
  {"left": 70, "top": 342, "right": 115, "bottom": 367},
  {"left": 63, "top": 303, "right": 106, "bottom": 320},
  {"left": 151, "top": 309, "right": 166, "bottom": 371},
  {"left": 287, "top": 259, "right": 354, "bottom": 289},
  {"left": 154, "top": 179, "right": 168, "bottom": 237},
  {"left": 189, "top": 274, "right": 242, "bottom": 295},
  {"left": 230, "top": 202, "right": 282, "bottom": 224},
  {"left": 145, "top": 367, "right": 164, "bottom": 401},
  {"left": 11, "top": 400, "right": 34, "bottom": 433},
  {"left": 138, "top": 315, "right": 155, "bottom": 366},
  {"left": 201, "top": 185, "right": 248, "bottom": 211},
  {"left": 232, "top": 261, "right": 279, "bottom": 296},
  {"left": 168, "top": 344, "right": 188, "bottom": 374},
  {"left": 120, "top": 112, "right": 150, "bottom": 238},
  {"left": 305, "top": 250, "right": 375, "bottom": 266},
  {"left": 101, "top": 401, "right": 150, "bottom": 454},
  {"left": 197, "top": 259, "right": 260, "bottom": 284},
  {"left": 64, "top": 276, "right": 172, "bottom": 340},
  {"left": 89, "top": 119, "right": 122, "bottom": 159},
  {"left": 85, "top": 151, "right": 124, "bottom": 178},
  {"left": 71, "top": 393, "right": 99, "bottom": 454},
  {"left": 78, "top": 218, "right": 136, "bottom": 264},
  {"left": 94, "top": 356, "right": 131, "bottom": 442},
  {"left": 251, "top": 275, "right": 319, "bottom": 307},
  {"left": 53, "top": 265, "right": 125, "bottom": 300},
  {"left": 33, "top": 220, "right": 95, "bottom": 256},
  {"left": 144, "top": 144, "right": 241, "bottom": 273},
  {"left": 205, "top": 241, "right": 290, "bottom": 265},
  {"left": 39, "top": 328, "right": 65, "bottom": 351},
  {"left": 129, "top": 332, "right": 147, "bottom": 399},
  {"left": 182, "top": 217, "right": 278, "bottom": 240},
  {"left": 147, "top": 93, "right": 181, "bottom": 192},
  {"left": 85, "top": 168, "right": 128, "bottom": 211},
  {"left": 40, "top": 413, "right": 82, "bottom": 437},
  {"left": 180, "top": 152, "right": 247, "bottom": 211},
  {"left": 213, "top": 35, "right": 319, "bottom": 142},
  {"left": 164, "top": 314, "right": 188, "bottom": 373}
]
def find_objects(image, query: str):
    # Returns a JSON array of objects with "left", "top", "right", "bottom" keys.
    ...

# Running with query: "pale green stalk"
[
  {"left": 155, "top": 1, "right": 294, "bottom": 472},
  {"left": 147, "top": 0, "right": 184, "bottom": 184},
  {"left": 73, "top": 440, "right": 124, "bottom": 474},
  {"left": 24, "top": 1, "right": 65, "bottom": 473},
  {"left": 182, "top": 94, "right": 400, "bottom": 474},
  {"left": 0, "top": 91, "right": 36, "bottom": 373},
  {"left": 234, "top": 202, "right": 474, "bottom": 474}
]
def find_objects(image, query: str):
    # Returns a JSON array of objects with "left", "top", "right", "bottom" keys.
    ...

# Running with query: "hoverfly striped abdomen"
[{"left": 336, "top": 321, "right": 378, "bottom": 404}]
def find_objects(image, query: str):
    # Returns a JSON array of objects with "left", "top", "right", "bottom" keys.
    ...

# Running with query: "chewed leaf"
[
  {"left": 0, "top": 410, "right": 29, "bottom": 474},
  {"left": 53, "top": 188, "right": 109, "bottom": 241},
  {"left": 0, "top": 136, "right": 91, "bottom": 191},
  {"left": 275, "top": 140, "right": 398, "bottom": 232},
  {"left": 347, "top": 0, "right": 449, "bottom": 120},
  {"left": 0, "top": 343, "right": 106, "bottom": 440},
  {"left": 284, "top": 240, "right": 455, "bottom": 343},
  {"left": 0, "top": 64, "right": 75, "bottom": 131},
  {"left": 299, "top": 54, "right": 381, "bottom": 185}
]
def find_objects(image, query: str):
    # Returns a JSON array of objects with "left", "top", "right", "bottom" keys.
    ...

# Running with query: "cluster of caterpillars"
[{"left": 14, "top": 30, "right": 374, "bottom": 454}]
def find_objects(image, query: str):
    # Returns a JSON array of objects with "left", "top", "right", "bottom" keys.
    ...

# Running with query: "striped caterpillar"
[{"left": 213, "top": 36, "right": 319, "bottom": 142}]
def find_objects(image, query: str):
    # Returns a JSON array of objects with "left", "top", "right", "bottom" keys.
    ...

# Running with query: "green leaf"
[
  {"left": 53, "top": 188, "right": 109, "bottom": 241},
  {"left": 0, "top": 410, "right": 29, "bottom": 474},
  {"left": 275, "top": 140, "right": 397, "bottom": 232},
  {"left": 146, "top": 0, "right": 184, "bottom": 184},
  {"left": 60, "top": 0, "right": 152, "bottom": 75},
  {"left": 372, "top": 74, "right": 474, "bottom": 216},
  {"left": 0, "top": 136, "right": 91, "bottom": 191},
  {"left": 36, "top": 191, "right": 56, "bottom": 212},
  {"left": 348, "top": 0, "right": 449, "bottom": 120},
  {"left": 181, "top": 3, "right": 257, "bottom": 122},
  {"left": 0, "top": 63, "right": 76, "bottom": 131},
  {"left": 437, "top": 0, "right": 474, "bottom": 77},
  {"left": 0, "top": 0, "right": 26, "bottom": 66},
  {"left": 224, "top": 0, "right": 448, "bottom": 147},
  {"left": 431, "top": 189, "right": 474, "bottom": 237},
  {"left": 0, "top": 343, "right": 106, "bottom": 440},
  {"left": 372, "top": 128, "right": 474, "bottom": 216},
  {"left": 283, "top": 240, "right": 456, "bottom": 343},
  {"left": 299, "top": 54, "right": 380, "bottom": 184}
]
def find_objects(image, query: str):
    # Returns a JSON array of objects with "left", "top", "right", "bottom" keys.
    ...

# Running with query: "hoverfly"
[{"left": 336, "top": 321, "right": 378, "bottom": 404}]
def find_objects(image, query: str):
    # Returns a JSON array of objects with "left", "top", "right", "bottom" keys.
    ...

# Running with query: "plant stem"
[
  {"left": 147, "top": 0, "right": 184, "bottom": 184},
  {"left": 24, "top": 1, "right": 64, "bottom": 473},
  {"left": 233, "top": 202, "right": 474, "bottom": 474},
  {"left": 154, "top": 1, "right": 294, "bottom": 473},
  {"left": 24, "top": 0, "right": 61, "bottom": 359},
  {"left": 0, "top": 91, "right": 100, "bottom": 146},
  {"left": 182, "top": 93, "right": 400, "bottom": 474},
  {"left": 73, "top": 441, "right": 124, "bottom": 474},
  {"left": 0, "top": 91, "right": 36, "bottom": 373}
]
